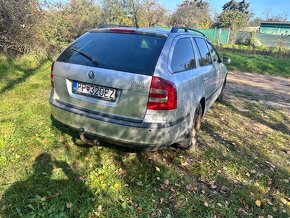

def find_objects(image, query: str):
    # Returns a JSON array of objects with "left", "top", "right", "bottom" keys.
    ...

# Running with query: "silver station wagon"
[{"left": 50, "top": 26, "right": 230, "bottom": 150}]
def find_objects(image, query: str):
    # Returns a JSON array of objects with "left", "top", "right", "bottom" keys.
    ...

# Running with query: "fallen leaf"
[
  {"left": 97, "top": 205, "right": 102, "bottom": 211},
  {"left": 220, "top": 185, "right": 229, "bottom": 194},
  {"left": 181, "top": 162, "right": 189, "bottom": 166},
  {"left": 209, "top": 181, "right": 217, "bottom": 189},
  {"left": 136, "top": 181, "right": 143, "bottom": 186},
  {"left": 160, "top": 184, "right": 167, "bottom": 190},
  {"left": 164, "top": 179, "right": 169, "bottom": 185},
  {"left": 246, "top": 172, "right": 250, "bottom": 177},
  {"left": 204, "top": 202, "right": 209, "bottom": 207},
  {"left": 160, "top": 197, "right": 164, "bottom": 204},
  {"left": 267, "top": 215, "right": 273, "bottom": 218},
  {"left": 266, "top": 199, "right": 273, "bottom": 206},
  {"left": 66, "top": 203, "right": 73, "bottom": 209},
  {"left": 255, "top": 200, "right": 262, "bottom": 207},
  {"left": 217, "top": 203, "right": 222, "bottom": 207},
  {"left": 155, "top": 167, "right": 160, "bottom": 172},
  {"left": 170, "top": 188, "right": 176, "bottom": 193},
  {"left": 250, "top": 170, "right": 256, "bottom": 174},
  {"left": 186, "top": 184, "right": 194, "bottom": 192},
  {"left": 118, "top": 168, "right": 126, "bottom": 175},
  {"left": 265, "top": 161, "right": 276, "bottom": 169},
  {"left": 280, "top": 198, "right": 287, "bottom": 205},
  {"left": 237, "top": 208, "right": 245, "bottom": 214}
]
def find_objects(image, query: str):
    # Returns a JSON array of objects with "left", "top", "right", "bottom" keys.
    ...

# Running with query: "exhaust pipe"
[{"left": 79, "top": 128, "right": 99, "bottom": 146}]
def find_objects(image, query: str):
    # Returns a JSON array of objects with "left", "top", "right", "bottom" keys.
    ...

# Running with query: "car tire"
[
  {"left": 175, "top": 103, "right": 203, "bottom": 151},
  {"left": 217, "top": 78, "right": 227, "bottom": 102}
]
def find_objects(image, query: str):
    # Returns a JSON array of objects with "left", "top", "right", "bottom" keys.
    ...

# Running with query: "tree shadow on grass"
[
  {"left": 222, "top": 100, "right": 290, "bottom": 135},
  {"left": 0, "top": 153, "right": 95, "bottom": 217},
  {"left": 46, "top": 97, "right": 289, "bottom": 216},
  {"left": 108, "top": 125, "right": 290, "bottom": 217},
  {"left": 0, "top": 58, "right": 49, "bottom": 95}
]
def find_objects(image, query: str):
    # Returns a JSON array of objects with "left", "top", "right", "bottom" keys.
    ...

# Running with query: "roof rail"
[
  {"left": 98, "top": 24, "right": 135, "bottom": 29},
  {"left": 171, "top": 26, "right": 206, "bottom": 37}
]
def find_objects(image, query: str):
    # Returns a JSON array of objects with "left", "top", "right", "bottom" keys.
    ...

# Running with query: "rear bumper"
[{"left": 50, "top": 99, "right": 189, "bottom": 149}]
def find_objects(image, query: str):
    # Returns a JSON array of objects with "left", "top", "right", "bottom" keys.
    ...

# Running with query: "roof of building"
[{"left": 261, "top": 21, "right": 290, "bottom": 26}]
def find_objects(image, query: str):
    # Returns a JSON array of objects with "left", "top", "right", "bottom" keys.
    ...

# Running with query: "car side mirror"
[{"left": 222, "top": 56, "right": 231, "bottom": 64}]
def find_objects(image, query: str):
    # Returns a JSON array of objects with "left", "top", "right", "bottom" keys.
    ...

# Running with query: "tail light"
[
  {"left": 147, "top": 76, "right": 177, "bottom": 110},
  {"left": 51, "top": 62, "right": 55, "bottom": 88},
  {"left": 110, "top": 29, "right": 135, "bottom": 34}
]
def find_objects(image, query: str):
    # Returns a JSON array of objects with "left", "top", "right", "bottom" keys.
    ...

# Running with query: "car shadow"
[{"left": 0, "top": 153, "right": 95, "bottom": 217}]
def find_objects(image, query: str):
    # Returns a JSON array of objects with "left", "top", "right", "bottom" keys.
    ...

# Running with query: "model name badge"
[{"left": 130, "top": 81, "right": 145, "bottom": 88}]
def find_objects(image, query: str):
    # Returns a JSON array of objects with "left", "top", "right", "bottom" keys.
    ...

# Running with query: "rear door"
[
  {"left": 207, "top": 42, "right": 224, "bottom": 88},
  {"left": 168, "top": 36, "right": 199, "bottom": 117},
  {"left": 53, "top": 31, "right": 167, "bottom": 121},
  {"left": 193, "top": 37, "right": 217, "bottom": 100}
]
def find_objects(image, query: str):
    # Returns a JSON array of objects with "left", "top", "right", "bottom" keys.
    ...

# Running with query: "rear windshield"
[{"left": 57, "top": 32, "right": 167, "bottom": 75}]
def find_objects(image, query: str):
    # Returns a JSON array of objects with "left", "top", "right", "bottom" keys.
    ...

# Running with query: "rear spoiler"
[{"left": 90, "top": 28, "right": 168, "bottom": 38}]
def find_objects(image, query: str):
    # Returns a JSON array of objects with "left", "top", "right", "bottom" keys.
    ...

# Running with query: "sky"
[{"left": 158, "top": 0, "right": 290, "bottom": 20}]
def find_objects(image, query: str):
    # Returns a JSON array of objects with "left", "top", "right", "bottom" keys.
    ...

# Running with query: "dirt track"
[{"left": 226, "top": 72, "right": 290, "bottom": 110}]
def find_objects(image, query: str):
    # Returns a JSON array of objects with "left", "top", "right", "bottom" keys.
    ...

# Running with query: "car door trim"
[{"left": 205, "top": 82, "right": 224, "bottom": 101}]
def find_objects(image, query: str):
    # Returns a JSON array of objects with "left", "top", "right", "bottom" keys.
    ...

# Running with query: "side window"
[
  {"left": 194, "top": 38, "right": 212, "bottom": 66},
  {"left": 207, "top": 42, "right": 220, "bottom": 64},
  {"left": 171, "top": 38, "right": 196, "bottom": 73}
]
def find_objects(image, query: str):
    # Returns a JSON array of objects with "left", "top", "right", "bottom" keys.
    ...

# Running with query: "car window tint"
[
  {"left": 57, "top": 32, "right": 166, "bottom": 76},
  {"left": 194, "top": 38, "right": 212, "bottom": 66},
  {"left": 207, "top": 42, "right": 220, "bottom": 63},
  {"left": 171, "top": 38, "right": 196, "bottom": 73}
]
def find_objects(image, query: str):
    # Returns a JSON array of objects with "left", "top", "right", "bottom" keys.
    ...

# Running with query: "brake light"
[
  {"left": 147, "top": 76, "right": 177, "bottom": 110},
  {"left": 110, "top": 28, "right": 135, "bottom": 33},
  {"left": 51, "top": 62, "right": 54, "bottom": 88}
]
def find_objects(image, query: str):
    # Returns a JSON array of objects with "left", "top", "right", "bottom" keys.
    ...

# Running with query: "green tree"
[
  {"left": 99, "top": 0, "right": 167, "bottom": 27},
  {"left": 100, "top": 0, "right": 133, "bottom": 25},
  {"left": 219, "top": 0, "right": 250, "bottom": 29},
  {"left": 39, "top": 0, "right": 101, "bottom": 55},
  {"left": 138, "top": 0, "right": 167, "bottom": 27},
  {"left": 222, "top": 0, "right": 249, "bottom": 14},
  {"left": 170, "top": 0, "right": 211, "bottom": 28},
  {"left": 0, "top": 0, "right": 43, "bottom": 55},
  {"left": 219, "top": 10, "right": 249, "bottom": 29}
]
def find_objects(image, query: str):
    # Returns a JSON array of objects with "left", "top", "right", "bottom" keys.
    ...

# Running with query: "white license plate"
[{"left": 72, "top": 81, "right": 117, "bottom": 101}]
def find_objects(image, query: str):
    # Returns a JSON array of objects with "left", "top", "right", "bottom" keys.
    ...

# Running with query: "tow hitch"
[{"left": 79, "top": 128, "right": 99, "bottom": 146}]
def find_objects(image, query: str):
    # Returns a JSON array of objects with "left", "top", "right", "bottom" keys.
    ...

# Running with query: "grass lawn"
[
  {"left": 220, "top": 50, "right": 290, "bottom": 78},
  {"left": 0, "top": 54, "right": 289, "bottom": 217}
]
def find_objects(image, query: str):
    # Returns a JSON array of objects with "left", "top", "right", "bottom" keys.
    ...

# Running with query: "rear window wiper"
[{"left": 71, "top": 48, "right": 98, "bottom": 66}]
